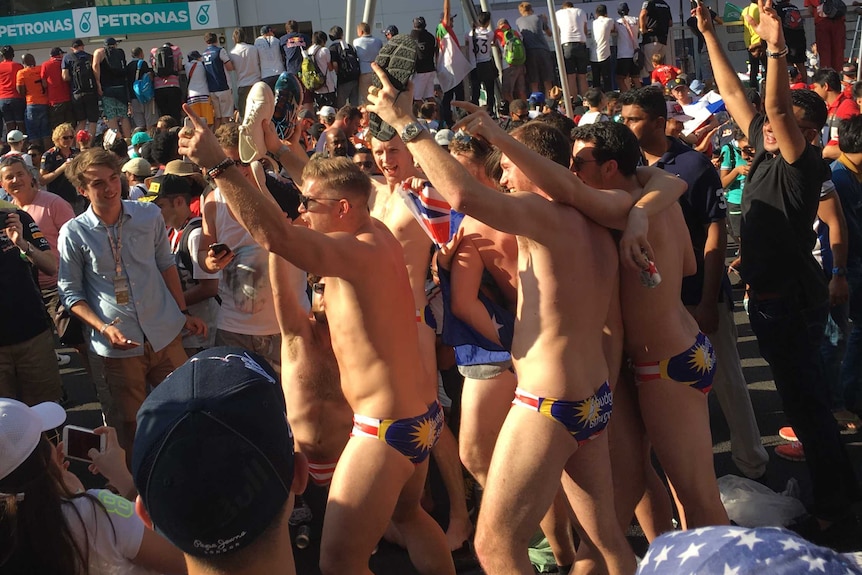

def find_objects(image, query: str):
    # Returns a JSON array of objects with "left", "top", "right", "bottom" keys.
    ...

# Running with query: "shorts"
[
  {"left": 25, "top": 104, "right": 50, "bottom": 140},
  {"left": 632, "top": 331, "right": 717, "bottom": 394},
  {"left": 0, "top": 97, "right": 25, "bottom": 123},
  {"left": 0, "top": 329, "right": 62, "bottom": 405},
  {"left": 502, "top": 65, "right": 527, "bottom": 100},
  {"left": 50, "top": 101, "right": 75, "bottom": 129},
  {"left": 642, "top": 41, "right": 667, "bottom": 73},
  {"left": 102, "top": 95, "right": 127, "bottom": 121},
  {"left": 131, "top": 98, "right": 158, "bottom": 129},
  {"left": 458, "top": 358, "right": 513, "bottom": 380},
  {"left": 412, "top": 71, "right": 437, "bottom": 100},
  {"left": 726, "top": 201, "right": 742, "bottom": 238},
  {"left": 616, "top": 57, "right": 640, "bottom": 77},
  {"left": 525, "top": 48, "right": 554, "bottom": 86},
  {"left": 416, "top": 305, "right": 436, "bottom": 330},
  {"left": 210, "top": 89, "right": 234, "bottom": 118},
  {"left": 307, "top": 458, "right": 339, "bottom": 486},
  {"left": 562, "top": 42, "right": 589, "bottom": 75},
  {"left": 187, "top": 97, "right": 214, "bottom": 126},
  {"left": 512, "top": 381, "right": 613, "bottom": 445},
  {"left": 351, "top": 400, "right": 445, "bottom": 464},
  {"left": 787, "top": 40, "right": 806, "bottom": 65},
  {"left": 72, "top": 92, "right": 100, "bottom": 123}
]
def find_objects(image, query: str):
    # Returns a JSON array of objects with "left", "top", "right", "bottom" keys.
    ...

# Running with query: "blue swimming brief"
[
  {"left": 512, "top": 382, "right": 613, "bottom": 445},
  {"left": 351, "top": 401, "right": 444, "bottom": 464},
  {"left": 632, "top": 332, "right": 717, "bottom": 394}
]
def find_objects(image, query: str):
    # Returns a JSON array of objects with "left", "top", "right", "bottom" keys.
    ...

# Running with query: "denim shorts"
[
  {"left": 0, "top": 97, "right": 25, "bottom": 123},
  {"left": 25, "top": 104, "right": 50, "bottom": 140}
]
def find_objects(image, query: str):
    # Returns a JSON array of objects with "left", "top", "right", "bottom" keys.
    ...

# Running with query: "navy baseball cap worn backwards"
[{"left": 132, "top": 347, "right": 294, "bottom": 558}]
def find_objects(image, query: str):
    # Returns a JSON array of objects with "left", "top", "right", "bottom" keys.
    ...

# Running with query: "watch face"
[{"left": 403, "top": 122, "right": 422, "bottom": 141}]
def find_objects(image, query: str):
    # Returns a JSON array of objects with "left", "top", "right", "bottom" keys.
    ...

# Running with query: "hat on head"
[
  {"left": 154, "top": 173, "right": 192, "bottom": 199},
  {"left": 122, "top": 157, "right": 151, "bottom": 177},
  {"left": 6, "top": 130, "right": 24, "bottom": 144},
  {"left": 0, "top": 399, "right": 66, "bottom": 481},
  {"left": 413, "top": 16, "right": 427, "bottom": 29},
  {"left": 666, "top": 77, "right": 688, "bottom": 91},
  {"left": 104, "top": 37, "right": 118, "bottom": 46},
  {"left": 617, "top": 2, "right": 630, "bottom": 14},
  {"left": 260, "top": 25, "right": 273, "bottom": 35},
  {"left": 384, "top": 25, "right": 399, "bottom": 36},
  {"left": 842, "top": 62, "right": 857, "bottom": 77},
  {"left": 318, "top": 105, "right": 336, "bottom": 118},
  {"left": 188, "top": 50, "right": 202, "bottom": 62},
  {"left": 298, "top": 108, "right": 315, "bottom": 120},
  {"left": 76, "top": 130, "right": 91, "bottom": 142},
  {"left": 435, "top": 129, "right": 455, "bottom": 147},
  {"left": 131, "top": 131, "right": 152, "bottom": 147},
  {"left": 164, "top": 160, "right": 198, "bottom": 177},
  {"left": 71, "top": 39, "right": 84, "bottom": 48},
  {"left": 528, "top": 91, "right": 545, "bottom": 106},
  {"left": 666, "top": 101, "right": 694, "bottom": 122},
  {"left": 50, "top": 47, "right": 65, "bottom": 57},
  {"left": 132, "top": 347, "right": 295, "bottom": 558}
]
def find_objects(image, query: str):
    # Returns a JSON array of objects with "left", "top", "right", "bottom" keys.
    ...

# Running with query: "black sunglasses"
[{"left": 298, "top": 194, "right": 340, "bottom": 209}]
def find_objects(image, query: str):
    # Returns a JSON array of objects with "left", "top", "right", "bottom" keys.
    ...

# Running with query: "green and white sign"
[{"left": 0, "top": 1, "right": 218, "bottom": 43}]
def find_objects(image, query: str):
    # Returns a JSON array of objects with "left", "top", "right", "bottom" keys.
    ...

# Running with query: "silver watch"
[{"left": 401, "top": 121, "right": 427, "bottom": 143}]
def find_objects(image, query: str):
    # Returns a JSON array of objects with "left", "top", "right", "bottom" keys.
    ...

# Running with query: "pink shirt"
[
  {"left": 150, "top": 45, "right": 184, "bottom": 89},
  {"left": 18, "top": 190, "right": 74, "bottom": 288}
]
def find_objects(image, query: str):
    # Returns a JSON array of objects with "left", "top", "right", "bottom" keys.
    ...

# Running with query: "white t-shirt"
[
  {"left": 616, "top": 16, "right": 640, "bottom": 58},
  {"left": 308, "top": 45, "right": 336, "bottom": 94},
  {"left": 255, "top": 35, "right": 285, "bottom": 79},
  {"left": 556, "top": 7, "right": 588, "bottom": 43},
  {"left": 591, "top": 17, "right": 616, "bottom": 62},
  {"left": 578, "top": 110, "right": 610, "bottom": 126},
  {"left": 62, "top": 489, "right": 156, "bottom": 575},
  {"left": 184, "top": 59, "right": 209, "bottom": 98},
  {"left": 466, "top": 27, "right": 495, "bottom": 64},
  {"left": 230, "top": 42, "right": 262, "bottom": 88},
  {"left": 171, "top": 218, "right": 220, "bottom": 349}
]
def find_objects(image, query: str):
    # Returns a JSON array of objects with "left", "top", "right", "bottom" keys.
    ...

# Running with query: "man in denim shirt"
[{"left": 58, "top": 148, "right": 205, "bottom": 460}]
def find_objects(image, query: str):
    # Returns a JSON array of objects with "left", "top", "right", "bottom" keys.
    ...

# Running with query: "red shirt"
[
  {"left": 41, "top": 57, "right": 71, "bottom": 105},
  {"left": 826, "top": 92, "right": 859, "bottom": 146},
  {"left": 651, "top": 65, "right": 680, "bottom": 87},
  {"left": 0, "top": 61, "right": 24, "bottom": 99}
]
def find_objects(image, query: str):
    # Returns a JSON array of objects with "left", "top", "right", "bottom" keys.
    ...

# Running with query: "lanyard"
[{"left": 105, "top": 208, "right": 125, "bottom": 278}]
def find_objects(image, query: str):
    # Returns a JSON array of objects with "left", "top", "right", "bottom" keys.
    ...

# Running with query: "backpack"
[
  {"left": 132, "top": 60, "right": 154, "bottom": 103},
  {"left": 104, "top": 46, "right": 126, "bottom": 74},
  {"left": 155, "top": 44, "right": 175, "bottom": 78},
  {"left": 502, "top": 29, "right": 526, "bottom": 66},
  {"left": 177, "top": 218, "right": 203, "bottom": 291},
  {"left": 71, "top": 53, "right": 97, "bottom": 94},
  {"left": 822, "top": 0, "right": 847, "bottom": 19},
  {"left": 300, "top": 47, "right": 325, "bottom": 91},
  {"left": 333, "top": 42, "right": 360, "bottom": 83},
  {"left": 780, "top": 3, "right": 804, "bottom": 29}
]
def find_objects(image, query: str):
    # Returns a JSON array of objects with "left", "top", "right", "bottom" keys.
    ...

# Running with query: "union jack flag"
[{"left": 397, "top": 180, "right": 463, "bottom": 247}]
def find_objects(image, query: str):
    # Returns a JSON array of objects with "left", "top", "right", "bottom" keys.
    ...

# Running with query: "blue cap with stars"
[
  {"left": 636, "top": 526, "right": 862, "bottom": 574},
  {"left": 132, "top": 347, "right": 294, "bottom": 558}
]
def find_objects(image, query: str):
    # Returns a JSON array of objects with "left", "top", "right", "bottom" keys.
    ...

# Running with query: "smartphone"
[
  {"left": 63, "top": 425, "right": 105, "bottom": 463},
  {"left": 209, "top": 242, "right": 230, "bottom": 255},
  {"left": 690, "top": 0, "right": 699, "bottom": 8}
]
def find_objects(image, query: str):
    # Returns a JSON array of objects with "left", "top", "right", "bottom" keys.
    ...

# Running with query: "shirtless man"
[
  {"left": 571, "top": 121, "right": 729, "bottom": 530},
  {"left": 369, "top": 68, "right": 686, "bottom": 573},
  {"left": 178, "top": 107, "right": 455, "bottom": 575},
  {"left": 269, "top": 254, "right": 352, "bottom": 487}
]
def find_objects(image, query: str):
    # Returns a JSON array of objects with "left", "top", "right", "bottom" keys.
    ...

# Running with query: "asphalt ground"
[{"left": 60, "top": 250, "right": 862, "bottom": 574}]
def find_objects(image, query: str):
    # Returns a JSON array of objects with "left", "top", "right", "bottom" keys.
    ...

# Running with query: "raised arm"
[
  {"left": 697, "top": 2, "right": 756, "bottom": 136},
  {"left": 269, "top": 252, "right": 313, "bottom": 342}
]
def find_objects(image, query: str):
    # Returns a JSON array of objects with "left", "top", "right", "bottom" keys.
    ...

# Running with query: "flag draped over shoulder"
[{"left": 436, "top": 22, "right": 473, "bottom": 93}]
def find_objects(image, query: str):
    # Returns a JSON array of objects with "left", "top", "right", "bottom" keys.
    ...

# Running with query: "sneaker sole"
[
  {"left": 369, "top": 34, "right": 419, "bottom": 142},
  {"left": 774, "top": 445, "right": 806, "bottom": 462},
  {"left": 778, "top": 426, "right": 797, "bottom": 441}
]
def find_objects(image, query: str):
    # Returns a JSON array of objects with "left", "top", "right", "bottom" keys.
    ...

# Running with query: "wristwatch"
[
  {"left": 401, "top": 121, "right": 427, "bottom": 143},
  {"left": 832, "top": 266, "right": 848, "bottom": 277}
]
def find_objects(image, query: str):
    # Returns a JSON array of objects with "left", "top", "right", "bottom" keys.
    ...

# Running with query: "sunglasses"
[
  {"left": 354, "top": 160, "right": 375, "bottom": 169},
  {"left": 299, "top": 194, "right": 341, "bottom": 209},
  {"left": 571, "top": 156, "right": 599, "bottom": 172},
  {"left": 311, "top": 282, "right": 325, "bottom": 295},
  {"left": 61, "top": 136, "right": 74, "bottom": 141},
  {"left": 741, "top": 146, "right": 755, "bottom": 155}
]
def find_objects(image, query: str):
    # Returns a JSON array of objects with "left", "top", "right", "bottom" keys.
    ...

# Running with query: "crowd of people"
[{"left": 2, "top": 0, "right": 862, "bottom": 573}]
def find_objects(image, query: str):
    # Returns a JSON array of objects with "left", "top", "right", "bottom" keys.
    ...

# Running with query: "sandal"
[
  {"left": 369, "top": 34, "right": 419, "bottom": 141},
  {"left": 833, "top": 409, "right": 862, "bottom": 433}
]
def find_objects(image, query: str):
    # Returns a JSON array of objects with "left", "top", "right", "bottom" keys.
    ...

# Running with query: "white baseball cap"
[
  {"left": 318, "top": 105, "right": 336, "bottom": 118},
  {"left": 6, "top": 130, "right": 24, "bottom": 144},
  {"left": 0, "top": 399, "right": 66, "bottom": 481}
]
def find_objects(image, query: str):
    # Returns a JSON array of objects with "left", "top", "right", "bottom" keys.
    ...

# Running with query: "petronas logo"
[
  {"left": 79, "top": 11, "right": 92, "bottom": 33},
  {"left": 196, "top": 4, "right": 210, "bottom": 26}
]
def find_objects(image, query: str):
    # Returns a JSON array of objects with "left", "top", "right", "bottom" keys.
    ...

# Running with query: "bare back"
[
  {"left": 620, "top": 201, "right": 699, "bottom": 361},
  {"left": 460, "top": 216, "right": 519, "bottom": 307},
  {"left": 511, "top": 194, "right": 618, "bottom": 398},
  {"left": 325, "top": 219, "right": 435, "bottom": 419}
]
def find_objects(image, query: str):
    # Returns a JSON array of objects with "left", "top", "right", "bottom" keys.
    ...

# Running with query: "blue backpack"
[{"left": 132, "top": 60, "right": 154, "bottom": 104}]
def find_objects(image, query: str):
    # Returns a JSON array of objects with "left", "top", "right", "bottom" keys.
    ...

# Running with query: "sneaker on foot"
[
  {"left": 239, "top": 82, "right": 275, "bottom": 164},
  {"left": 369, "top": 34, "right": 418, "bottom": 142},
  {"left": 779, "top": 426, "right": 798, "bottom": 441},
  {"left": 775, "top": 441, "right": 805, "bottom": 462},
  {"left": 56, "top": 353, "right": 71, "bottom": 366}
]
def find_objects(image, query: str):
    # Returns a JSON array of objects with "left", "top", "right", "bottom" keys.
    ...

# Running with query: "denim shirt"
[{"left": 58, "top": 200, "right": 184, "bottom": 357}]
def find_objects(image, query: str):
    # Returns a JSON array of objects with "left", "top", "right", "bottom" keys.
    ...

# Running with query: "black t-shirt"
[
  {"left": 0, "top": 209, "right": 53, "bottom": 346},
  {"left": 652, "top": 137, "right": 730, "bottom": 306},
  {"left": 686, "top": 10, "right": 718, "bottom": 53},
  {"left": 126, "top": 58, "right": 152, "bottom": 101},
  {"left": 742, "top": 114, "right": 829, "bottom": 304},
  {"left": 41, "top": 147, "right": 79, "bottom": 204},
  {"left": 776, "top": 1, "right": 807, "bottom": 49},
  {"left": 411, "top": 29, "right": 438, "bottom": 73},
  {"left": 641, "top": 0, "right": 672, "bottom": 41}
]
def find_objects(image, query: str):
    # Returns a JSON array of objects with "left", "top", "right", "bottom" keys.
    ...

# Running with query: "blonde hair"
[
  {"left": 52, "top": 123, "right": 74, "bottom": 147},
  {"left": 651, "top": 52, "right": 665, "bottom": 65},
  {"left": 301, "top": 155, "right": 371, "bottom": 201}
]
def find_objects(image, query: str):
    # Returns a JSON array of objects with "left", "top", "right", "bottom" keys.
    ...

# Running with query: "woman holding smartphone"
[{"left": 0, "top": 398, "right": 186, "bottom": 575}]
